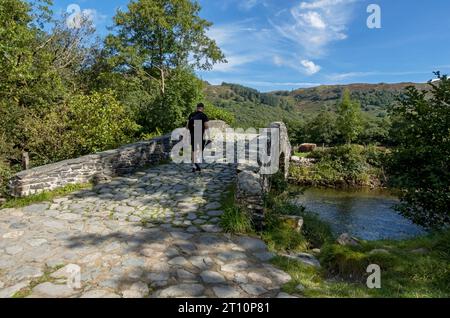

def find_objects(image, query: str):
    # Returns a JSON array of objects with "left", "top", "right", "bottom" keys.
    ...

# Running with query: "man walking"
[{"left": 187, "top": 103, "right": 209, "bottom": 173}]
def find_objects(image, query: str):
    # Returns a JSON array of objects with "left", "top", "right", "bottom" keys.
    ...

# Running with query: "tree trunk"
[{"left": 160, "top": 67, "right": 165, "bottom": 95}]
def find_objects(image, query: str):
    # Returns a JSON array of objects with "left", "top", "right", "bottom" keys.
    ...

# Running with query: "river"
[{"left": 291, "top": 187, "right": 426, "bottom": 241}]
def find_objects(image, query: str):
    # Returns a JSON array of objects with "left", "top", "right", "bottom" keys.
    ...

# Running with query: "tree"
[
  {"left": 22, "top": 91, "right": 140, "bottom": 165},
  {"left": 388, "top": 73, "right": 450, "bottom": 229},
  {"left": 305, "top": 111, "right": 337, "bottom": 145},
  {"left": 336, "top": 89, "right": 363, "bottom": 144},
  {"left": 104, "top": 0, "right": 225, "bottom": 133}
]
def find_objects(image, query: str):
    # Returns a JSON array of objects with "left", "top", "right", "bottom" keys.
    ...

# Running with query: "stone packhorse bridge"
[{"left": 0, "top": 122, "right": 295, "bottom": 298}]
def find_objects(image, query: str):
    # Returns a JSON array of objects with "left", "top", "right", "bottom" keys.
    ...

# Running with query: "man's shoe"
[
  {"left": 196, "top": 167, "right": 202, "bottom": 173},
  {"left": 192, "top": 168, "right": 197, "bottom": 173}
]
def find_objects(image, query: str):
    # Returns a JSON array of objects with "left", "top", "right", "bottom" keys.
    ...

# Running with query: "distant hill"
[{"left": 203, "top": 82, "right": 430, "bottom": 127}]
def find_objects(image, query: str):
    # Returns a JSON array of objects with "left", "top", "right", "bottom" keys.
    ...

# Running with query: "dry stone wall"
[
  {"left": 235, "top": 122, "right": 292, "bottom": 229},
  {"left": 9, "top": 135, "right": 173, "bottom": 197}
]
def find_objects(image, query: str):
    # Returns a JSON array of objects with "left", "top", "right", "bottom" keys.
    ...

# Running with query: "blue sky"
[{"left": 51, "top": 0, "right": 450, "bottom": 92}]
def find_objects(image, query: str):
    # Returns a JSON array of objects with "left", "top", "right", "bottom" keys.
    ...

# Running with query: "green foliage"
[
  {"left": 204, "top": 84, "right": 302, "bottom": 129},
  {"left": 202, "top": 102, "right": 235, "bottom": 124},
  {"left": 0, "top": 160, "right": 14, "bottom": 197},
  {"left": 21, "top": 106, "right": 75, "bottom": 165},
  {"left": 263, "top": 192, "right": 333, "bottom": 252},
  {"left": 274, "top": 230, "right": 450, "bottom": 298},
  {"left": 262, "top": 201, "right": 308, "bottom": 253},
  {"left": 0, "top": 0, "right": 226, "bottom": 193},
  {"left": 358, "top": 115, "right": 391, "bottom": 145},
  {"left": 304, "top": 111, "right": 337, "bottom": 145},
  {"left": 336, "top": 89, "right": 363, "bottom": 144},
  {"left": 220, "top": 206, "right": 253, "bottom": 234},
  {"left": 301, "top": 212, "right": 334, "bottom": 248},
  {"left": 107, "top": 0, "right": 225, "bottom": 73},
  {"left": 22, "top": 91, "right": 139, "bottom": 165},
  {"left": 272, "top": 256, "right": 369, "bottom": 298},
  {"left": 388, "top": 73, "right": 450, "bottom": 229},
  {"left": 262, "top": 219, "right": 309, "bottom": 253},
  {"left": 67, "top": 91, "right": 141, "bottom": 154},
  {"left": 320, "top": 244, "right": 389, "bottom": 281},
  {"left": 269, "top": 171, "right": 289, "bottom": 195},
  {"left": 219, "top": 184, "right": 253, "bottom": 234},
  {"left": 317, "top": 231, "right": 450, "bottom": 296},
  {"left": 220, "top": 83, "right": 295, "bottom": 110},
  {"left": 290, "top": 145, "right": 385, "bottom": 187}
]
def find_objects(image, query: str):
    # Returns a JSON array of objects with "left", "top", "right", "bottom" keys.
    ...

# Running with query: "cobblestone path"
[{"left": 0, "top": 163, "right": 294, "bottom": 298}]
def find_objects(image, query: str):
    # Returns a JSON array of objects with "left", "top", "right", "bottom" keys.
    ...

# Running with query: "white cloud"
[
  {"left": 301, "top": 59, "right": 322, "bottom": 75},
  {"left": 327, "top": 70, "right": 435, "bottom": 81},
  {"left": 202, "top": 77, "right": 321, "bottom": 90},
  {"left": 300, "top": 0, "right": 359, "bottom": 10},
  {"left": 206, "top": 22, "right": 272, "bottom": 72},
  {"left": 271, "top": 0, "right": 360, "bottom": 56},
  {"left": 240, "top": 0, "right": 259, "bottom": 10},
  {"left": 213, "top": 54, "right": 260, "bottom": 72},
  {"left": 273, "top": 55, "right": 284, "bottom": 66},
  {"left": 297, "top": 11, "right": 327, "bottom": 29},
  {"left": 273, "top": 55, "right": 321, "bottom": 75},
  {"left": 237, "top": 0, "right": 272, "bottom": 11},
  {"left": 327, "top": 72, "right": 375, "bottom": 81}
]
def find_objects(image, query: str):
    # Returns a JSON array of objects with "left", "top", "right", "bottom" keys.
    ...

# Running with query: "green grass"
[
  {"left": 219, "top": 185, "right": 253, "bottom": 234},
  {"left": 294, "top": 152, "right": 310, "bottom": 158},
  {"left": 290, "top": 145, "right": 386, "bottom": 188},
  {"left": 12, "top": 265, "right": 65, "bottom": 298},
  {"left": 220, "top": 206, "right": 253, "bottom": 234},
  {"left": 262, "top": 191, "right": 334, "bottom": 253},
  {"left": 219, "top": 176, "right": 449, "bottom": 298},
  {"left": 0, "top": 183, "right": 92, "bottom": 209},
  {"left": 262, "top": 221, "right": 309, "bottom": 253},
  {"left": 273, "top": 231, "right": 450, "bottom": 298},
  {"left": 272, "top": 256, "right": 370, "bottom": 298},
  {"left": 263, "top": 187, "right": 450, "bottom": 298}
]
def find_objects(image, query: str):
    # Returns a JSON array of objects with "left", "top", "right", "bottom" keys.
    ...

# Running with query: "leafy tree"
[
  {"left": 388, "top": 73, "right": 450, "bottom": 229},
  {"left": 336, "top": 89, "right": 363, "bottom": 144},
  {"left": 104, "top": 0, "right": 225, "bottom": 133},
  {"left": 68, "top": 91, "right": 141, "bottom": 154},
  {"left": 202, "top": 101, "right": 235, "bottom": 125},
  {"left": 358, "top": 115, "right": 391, "bottom": 145},
  {"left": 0, "top": 0, "right": 96, "bottom": 164},
  {"left": 305, "top": 111, "right": 337, "bottom": 146},
  {"left": 22, "top": 91, "right": 140, "bottom": 165}
]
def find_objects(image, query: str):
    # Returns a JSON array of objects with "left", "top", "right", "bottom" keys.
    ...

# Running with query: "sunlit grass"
[{"left": 0, "top": 183, "right": 92, "bottom": 209}]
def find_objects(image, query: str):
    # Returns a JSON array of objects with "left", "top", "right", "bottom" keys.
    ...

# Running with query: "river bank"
[
  {"left": 289, "top": 144, "right": 389, "bottom": 189},
  {"left": 219, "top": 177, "right": 449, "bottom": 298}
]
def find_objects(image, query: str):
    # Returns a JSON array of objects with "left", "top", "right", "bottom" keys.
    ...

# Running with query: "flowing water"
[{"left": 292, "top": 187, "right": 426, "bottom": 241}]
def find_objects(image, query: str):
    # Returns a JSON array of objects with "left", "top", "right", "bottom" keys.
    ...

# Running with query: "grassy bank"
[
  {"left": 220, "top": 182, "right": 450, "bottom": 298},
  {"left": 289, "top": 144, "right": 389, "bottom": 188},
  {"left": 275, "top": 230, "right": 450, "bottom": 298},
  {"left": 0, "top": 183, "right": 93, "bottom": 210}
]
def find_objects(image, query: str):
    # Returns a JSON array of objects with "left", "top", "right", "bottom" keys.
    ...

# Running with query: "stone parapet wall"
[
  {"left": 9, "top": 135, "right": 173, "bottom": 197},
  {"left": 235, "top": 122, "right": 292, "bottom": 229}
]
